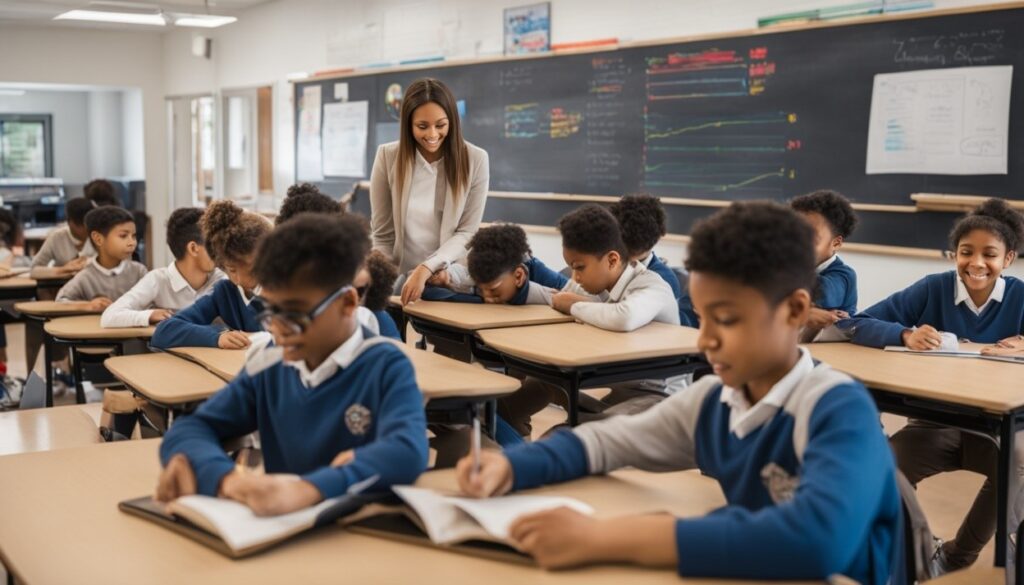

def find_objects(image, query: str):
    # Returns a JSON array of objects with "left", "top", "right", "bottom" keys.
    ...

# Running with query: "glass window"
[{"left": 0, "top": 115, "right": 53, "bottom": 178}]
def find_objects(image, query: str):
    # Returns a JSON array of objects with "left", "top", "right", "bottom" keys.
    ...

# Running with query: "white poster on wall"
[
  {"left": 866, "top": 65, "right": 1012, "bottom": 175},
  {"left": 296, "top": 85, "right": 323, "bottom": 181},
  {"left": 322, "top": 100, "right": 369, "bottom": 177}
]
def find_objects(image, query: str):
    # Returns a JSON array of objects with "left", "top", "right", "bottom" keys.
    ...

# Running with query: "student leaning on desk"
[{"left": 456, "top": 202, "right": 901, "bottom": 584}]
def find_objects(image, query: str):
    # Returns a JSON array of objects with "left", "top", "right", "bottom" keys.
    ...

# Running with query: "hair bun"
[
  {"left": 202, "top": 200, "right": 244, "bottom": 237},
  {"left": 976, "top": 198, "right": 1024, "bottom": 249}
]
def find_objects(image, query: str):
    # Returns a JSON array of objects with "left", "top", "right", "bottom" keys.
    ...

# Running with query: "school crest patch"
[
  {"left": 345, "top": 404, "right": 372, "bottom": 436},
  {"left": 760, "top": 462, "right": 799, "bottom": 504}
]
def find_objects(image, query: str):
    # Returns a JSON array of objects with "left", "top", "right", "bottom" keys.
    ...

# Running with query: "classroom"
[{"left": 2, "top": 0, "right": 1024, "bottom": 583}]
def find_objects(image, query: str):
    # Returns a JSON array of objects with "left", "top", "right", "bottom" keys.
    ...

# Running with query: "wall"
[
  {"left": 86, "top": 90, "right": 124, "bottom": 179},
  {"left": 0, "top": 89, "right": 90, "bottom": 183},
  {"left": 0, "top": 24, "right": 167, "bottom": 264}
]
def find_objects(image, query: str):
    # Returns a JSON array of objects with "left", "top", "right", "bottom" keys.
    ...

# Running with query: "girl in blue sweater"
[{"left": 848, "top": 198, "right": 1024, "bottom": 573}]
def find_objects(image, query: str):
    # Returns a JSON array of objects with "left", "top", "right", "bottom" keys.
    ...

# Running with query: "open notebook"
[{"left": 343, "top": 486, "right": 594, "bottom": 564}]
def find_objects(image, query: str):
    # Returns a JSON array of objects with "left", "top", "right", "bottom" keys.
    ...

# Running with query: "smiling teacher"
[{"left": 369, "top": 78, "right": 490, "bottom": 305}]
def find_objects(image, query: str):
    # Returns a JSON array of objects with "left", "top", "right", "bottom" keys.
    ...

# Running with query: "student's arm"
[
  {"left": 100, "top": 271, "right": 159, "bottom": 328},
  {"left": 158, "top": 374, "right": 259, "bottom": 496},
  {"left": 301, "top": 351, "right": 428, "bottom": 498},
  {"left": 673, "top": 384, "right": 896, "bottom": 580},
  {"left": 30, "top": 234, "right": 58, "bottom": 268},
  {"left": 369, "top": 145, "right": 396, "bottom": 257},
  {"left": 150, "top": 292, "right": 224, "bottom": 348},
  {"left": 55, "top": 272, "right": 88, "bottom": 301},
  {"left": 569, "top": 281, "right": 678, "bottom": 332},
  {"left": 525, "top": 257, "right": 569, "bottom": 289},
  {"left": 843, "top": 276, "right": 931, "bottom": 348},
  {"left": 422, "top": 150, "right": 490, "bottom": 273},
  {"left": 816, "top": 267, "right": 856, "bottom": 312},
  {"left": 442, "top": 263, "right": 477, "bottom": 293}
]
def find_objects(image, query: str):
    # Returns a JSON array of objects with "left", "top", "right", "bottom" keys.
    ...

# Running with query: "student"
[
  {"left": 609, "top": 194, "right": 683, "bottom": 305},
  {"left": 31, "top": 197, "right": 97, "bottom": 272},
  {"left": 101, "top": 208, "right": 224, "bottom": 328},
  {"left": 83, "top": 178, "right": 121, "bottom": 207},
  {"left": 424, "top": 223, "right": 568, "bottom": 304},
  {"left": 275, "top": 183, "right": 342, "bottom": 226},
  {"left": 790, "top": 189, "right": 858, "bottom": 330},
  {"left": 0, "top": 208, "right": 27, "bottom": 405},
  {"left": 155, "top": 214, "right": 428, "bottom": 511},
  {"left": 361, "top": 250, "right": 401, "bottom": 340},
  {"left": 845, "top": 198, "right": 1024, "bottom": 574},
  {"left": 150, "top": 200, "right": 271, "bottom": 350},
  {"left": 56, "top": 206, "right": 147, "bottom": 308},
  {"left": 457, "top": 202, "right": 901, "bottom": 584},
  {"left": 499, "top": 205, "right": 679, "bottom": 436}
]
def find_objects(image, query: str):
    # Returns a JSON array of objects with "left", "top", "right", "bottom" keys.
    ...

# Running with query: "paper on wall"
[
  {"left": 322, "top": 100, "right": 369, "bottom": 178},
  {"left": 296, "top": 86, "right": 323, "bottom": 181}
]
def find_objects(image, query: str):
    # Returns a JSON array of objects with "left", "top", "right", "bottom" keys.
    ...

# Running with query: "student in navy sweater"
[
  {"left": 609, "top": 194, "right": 688, "bottom": 315},
  {"left": 151, "top": 201, "right": 272, "bottom": 350},
  {"left": 274, "top": 183, "right": 342, "bottom": 226},
  {"left": 790, "top": 190, "right": 859, "bottom": 334},
  {"left": 455, "top": 202, "right": 901, "bottom": 584},
  {"left": 156, "top": 214, "right": 428, "bottom": 513},
  {"left": 846, "top": 198, "right": 1024, "bottom": 573},
  {"left": 361, "top": 250, "right": 402, "bottom": 340}
]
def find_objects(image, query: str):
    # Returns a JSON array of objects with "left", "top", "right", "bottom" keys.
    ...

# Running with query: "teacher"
[{"left": 369, "top": 78, "right": 490, "bottom": 305}]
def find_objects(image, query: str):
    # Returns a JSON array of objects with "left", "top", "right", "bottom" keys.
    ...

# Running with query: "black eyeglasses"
[{"left": 256, "top": 284, "right": 353, "bottom": 335}]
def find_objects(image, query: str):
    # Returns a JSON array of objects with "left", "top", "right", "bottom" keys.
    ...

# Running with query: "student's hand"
[
  {"left": 219, "top": 472, "right": 323, "bottom": 516},
  {"left": 551, "top": 292, "right": 590, "bottom": 315},
  {"left": 456, "top": 450, "right": 514, "bottom": 498},
  {"left": 993, "top": 334, "right": 1024, "bottom": 349},
  {"left": 148, "top": 309, "right": 174, "bottom": 324},
  {"left": 218, "top": 330, "right": 252, "bottom": 349},
  {"left": 60, "top": 256, "right": 89, "bottom": 274},
  {"left": 401, "top": 265, "right": 433, "bottom": 305},
  {"left": 426, "top": 268, "right": 450, "bottom": 288},
  {"left": 331, "top": 449, "right": 355, "bottom": 467},
  {"left": 982, "top": 344, "right": 1024, "bottom": 356},
  {"left": 87, "top": 297, "right": 112, "bottom": 311},
  {"left": 510, "top": 507, "right": 601, "bottom": 568},
  {"left": 902, "top": 325, "right": 943, "bottom": 350},
  {"left": 155, "top": 454, "right": 197, "bottom": 503},
  {"left": 806, "top": 308, "right": 845, "bottom": 329}
]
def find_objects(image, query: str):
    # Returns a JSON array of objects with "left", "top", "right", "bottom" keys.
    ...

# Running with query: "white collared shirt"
[
  {"left": 566, "top": 261, "right": 680, "bottom": 331},
  {"left": 815, "top": 254, "right": 838, "bottom": 274},
  {"left": 401, "top": 151, "right": 442, "bottom": 273},
  {"left": 719, "top": 348, "right": 815, "bottom": 438},
  {"left": 955, "top": 274, "right": 1005, "bottom": 316},
  {"left": 91, "top": 257, "right": 129, "bottom": 276},
  {"left": 100, "top": 262, "right": 226, "bottom": 328},
  {"left": 287, "top": 325, "right": 364, "bottom": 389},
  {"left": 238, "top": 285, "right": 263, "bottom": 306}
]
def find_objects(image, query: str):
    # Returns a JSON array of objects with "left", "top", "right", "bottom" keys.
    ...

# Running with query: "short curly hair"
[
  {"left": 610, "top": 194, "right": 667, "bottom": 257},
  {"left": 790, "top": 190, "right": 857, "bottom": 239},
  {"left": 166, "top": 208, "right": 204, "bottom": 260},
  {"left": 276, "top": 191, "right": 342, "bottom": 225},
  {"left": 467, "top": 224, "right": 531, "bottom": 284},
  {"left": 558, "top": 204, "right": 627, "bottom": 257},
  {"left": 84, "top": 179, "right": 120, "bottom": 207},
  {"left": 254, "top": 214, "right": 369, "bottom": 291},
  {"left": 201, "top": 200, "right": 272, "bottom": 266},
  {"left": 949, "top": 197, "right": 1024, "bottom": 253},
  {"left": 84, "top": 206, "right": 134, "bottom": 238},
  {"left": 65, "top": 197, "right": 96, "bottom": 226},
  {"left": 686, "top": 202, "right": 816, "bottom": 304},
  {"left": 364, "top": 250, "right": 398, "bottom": 311}
]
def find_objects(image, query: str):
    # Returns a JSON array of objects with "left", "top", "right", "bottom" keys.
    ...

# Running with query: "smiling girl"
[{"left": 368, "top": 78, "right": 490, "bottom": 305}]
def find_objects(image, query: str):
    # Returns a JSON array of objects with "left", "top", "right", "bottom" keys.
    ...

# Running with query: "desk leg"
[
  {"left": 484, "top": 399, "right": 497, "bottom": 439},
  {"left": 43, "top": 333, "right": 53, "bottom": 408},
  {"left": 71, "top": 346, "right": 86, "bottom": 404},
  {"left": 997, "top": 411, "right": 1022, "bottom": 578}
]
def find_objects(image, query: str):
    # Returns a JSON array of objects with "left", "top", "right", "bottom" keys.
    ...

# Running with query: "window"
[{"left": 0, "top": 114, "right": 53, "bottom": 178}]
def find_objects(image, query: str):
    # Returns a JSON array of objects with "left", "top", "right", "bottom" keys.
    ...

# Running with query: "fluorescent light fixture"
[
  {"left": 173, "top": 14, "right": 237, "bottom": 28},
  {"left": 0, "top": 90, "right": 26, "bottom": 97},
  {"left": 286, "top": 72, "right": 310, "bottom": 81},
  {"left": 54, "top": 9, "right": 166, "bottom": 26}
]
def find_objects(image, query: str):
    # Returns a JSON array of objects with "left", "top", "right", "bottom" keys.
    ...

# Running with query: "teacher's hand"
[{"left": 401, "top": 265, "right": 433, "bottom": 305}]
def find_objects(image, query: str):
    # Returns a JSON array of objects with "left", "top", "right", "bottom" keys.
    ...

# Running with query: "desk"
[
  {"left": 105, "top": 353, "right": 228, "bottom": 409},
  {"left": 23, "top": 225, "right": 57, "bottom": 257},
  {"left": 42, "top": 316, "right": 156, "bottom": 407},
  {"left": 0, "top": 439, "right": 817, "bottom": 585},
  {"left": 0, "top": 404, "right": 101, "bottom": 456},
  {"left": 928, "top": 567, "right": 1004, "bottom": 584},
  {"left": 15, "top": 300, "right": 100, "bottom": 318},
  {"left": 28, "top": 266, "right": 73, "bottom": 290},
  {"left": 401, "top": 299, "right": 574, "bottom": 362},
  {"left": 478, "top": 322, "right": 703, "bottom": 425},
  {"left": 166, "top": 346, "right": 245, "bottom": 381},
  {"left": 807, "top": 342, "right": 1024, "bottom": 567},
  {"left": 0, "top": 277, "right": 37, "bottom": 302}
]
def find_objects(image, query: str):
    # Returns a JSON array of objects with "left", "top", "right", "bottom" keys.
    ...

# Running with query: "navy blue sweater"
[
  {"left": 844, "top": 271, "right": 1024, "bottom": 348},
  {"left": 151, "top": 279, "right": 263, "bottom": 349},
  {"left": 373, "top": 309, "right": 401, "bottom": 340},
  {"left": 159, "top": 334, "right": 428, "bottom": 498},
  {"left": 816, "top": 256, "right": 858, "bottom": 315},
  {"left": 421, "top": 256, "right": 569, "bottom": 305}
]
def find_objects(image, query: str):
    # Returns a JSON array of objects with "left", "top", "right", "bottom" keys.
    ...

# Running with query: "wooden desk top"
[
  {"left": 29, "top": 266, "right": 72, "bottom": 282},
  {"left": 163, "top": 344, "right": 521, "bottom": 400},
  {"left": 927, "top": 567, "right": 1003, "bottom": 585},
  {"left": 44, "top": 315, "right": 156, "bottom": 340},
  {"left": 807, "top": 342, "right": 1024, "bottom": 414},
  {"left": 402, "top": 299, "right": 574, "bottom": 331},
  {"left": 0, "top": 439, "right": 814, "bottom": 585},
  {"left": 23, "top": 225, "right": 58, "bottom": 241},
  {"left": 479, "top": 322, "right": 702, "bottom": 368},
  {"left": 105, "top": 353, "right": 227, "bottom": 405},
  {"left": 15, "top": 300, "right": 101, "bottom": 317},
  {"left": 0, "top": 404, "right": 101, "bottom": 457},
  {"left": 0, "top": 276, "right": 37, "bottom": 290}
]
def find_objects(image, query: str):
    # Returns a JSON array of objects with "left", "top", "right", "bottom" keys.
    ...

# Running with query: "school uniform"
[
  {"left": 843, "top": 270, "right": 1024, "bottom": 569},
  {"left": 100, "top": 263, "right": 225, "bottom": 328},
  {"left": 150, "top": 279, "right": 264, "bottom": 349},
  {"left": 815, "top": 254, "right": 858, "bottom": 315},
  {"left": 422, "top": 256, "right": 569, "bottom": 305},
  {"left": 159, "top": 326, "right": 429, "bottom": 498},
  {"left": 56, "top": 257, "right": 148, "bottom": 302},
  {"left": 31, "top": 226, "right": 96, "bottom": 267},
  {"left": 373, "top": 309, "right": 401, "bottom": 340},
  {"left": 504, "top": 348, "right": 901, "bottom": 584}
]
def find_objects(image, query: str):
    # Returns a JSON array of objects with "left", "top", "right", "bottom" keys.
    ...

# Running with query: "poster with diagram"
[{"left": 296, "top": 85, "right": 323, "bottom": 181}]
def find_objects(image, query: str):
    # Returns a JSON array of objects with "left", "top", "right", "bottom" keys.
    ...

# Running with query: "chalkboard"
[{"left": 297, "top": 5, "right": 1024, "bottom": 251}]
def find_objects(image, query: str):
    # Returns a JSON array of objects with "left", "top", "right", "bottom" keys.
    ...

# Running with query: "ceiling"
[{"left": 0, "top": 0, "right": 272, "bottom": 30}]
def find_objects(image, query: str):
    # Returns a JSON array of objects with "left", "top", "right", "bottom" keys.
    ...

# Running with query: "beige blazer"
[{"left": 369, "top": 140, "right": 489, "bottom": 273}]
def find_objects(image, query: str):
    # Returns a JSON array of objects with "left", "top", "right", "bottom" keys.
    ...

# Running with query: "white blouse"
[{"left": 401, "top": 151, "right": 443, "bottom": 273}]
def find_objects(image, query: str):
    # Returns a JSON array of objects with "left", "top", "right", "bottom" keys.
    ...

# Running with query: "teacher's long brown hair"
[{"left": 394, "top": 78, "right": 470, "bottom": 204}]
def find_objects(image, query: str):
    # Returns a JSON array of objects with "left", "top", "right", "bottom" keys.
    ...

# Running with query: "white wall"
[
  {"left": 0, "top": 89, "right": 90, "bottom": 183},
  {"left": 0, "top": 24, "right": 167, "bottom": 264},
  {"left": 87, "top": 90, "right": 124, "bottom": 178}
]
